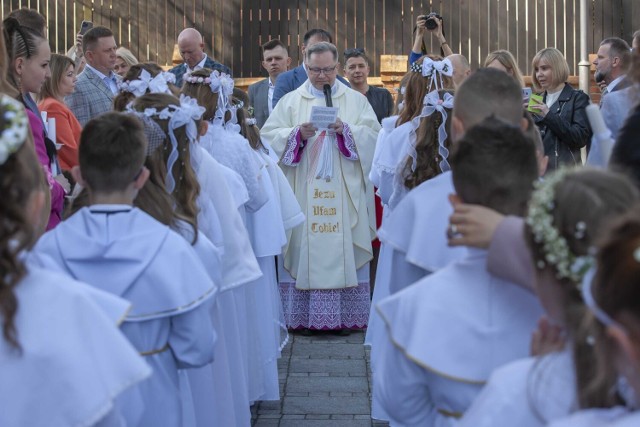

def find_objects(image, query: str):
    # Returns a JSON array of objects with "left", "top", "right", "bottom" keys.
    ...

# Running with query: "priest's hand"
[
  {"left": 328, "top": 118, "right": 344, "bottom": 135},
  {"left": 299, "top": 122, "right": 318, "bottom": 140}
]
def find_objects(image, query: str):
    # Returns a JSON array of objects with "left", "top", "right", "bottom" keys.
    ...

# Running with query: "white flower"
[
  {"left": 526, "top": 168, "right": 594, "bottom": 284},
  {"left": 0, "top": 96, "right": 29, "bottom": 166}
]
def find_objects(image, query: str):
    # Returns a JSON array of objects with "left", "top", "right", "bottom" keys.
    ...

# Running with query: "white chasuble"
[{"left": 262, "top": 80, "right": 380, "bottom": 290}]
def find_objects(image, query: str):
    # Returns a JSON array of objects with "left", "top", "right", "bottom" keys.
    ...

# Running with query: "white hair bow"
[
  {"left": 407, "top": 90, "right": 454, "bottom": 173},
  {"left": 417, "top": 57, "right": 454, "bottom": 92},
  {"left": 119, "top": 69, "right": 174, "bottom": 97},
  {"left": 142, "top": 95, "right": 205, "bottom": 192},
  {"left": 213, "top": 72, "right": 236, "bottom": 125},
  {"left": 422, "top": 90, "right": 454, "bottom": 172}
]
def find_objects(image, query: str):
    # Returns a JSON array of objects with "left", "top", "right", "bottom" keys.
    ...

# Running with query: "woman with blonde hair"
[
  {"left": 115, "top": 46, "right": 138, "bottom": 77},
  {"left": 38, "top": 53, "right": 81, "bottom": 170},
  {"left": 484, "top": 49, "right": 525, "bottom": 87},
  {"left": 529, "top": 47, "right": 591, "bottom": 171}
]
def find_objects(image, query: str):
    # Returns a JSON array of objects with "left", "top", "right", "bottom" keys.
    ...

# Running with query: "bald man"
[
  {"left": 447, "top": 54, "right": 471, "bottom": 89},
  {"left": 168, "top": 28, "right": 232, "bottom": 86}
]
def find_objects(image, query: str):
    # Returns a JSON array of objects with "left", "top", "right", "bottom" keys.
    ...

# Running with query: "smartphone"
[
  {"left": 522, "top": 87, "right": 532, "bottom": 102},
  {"left": 527, "top": 93, "right": 544, "bottom": 113},
  {"left": 79, "top": 20, "right": 93, "bottom": 35}
]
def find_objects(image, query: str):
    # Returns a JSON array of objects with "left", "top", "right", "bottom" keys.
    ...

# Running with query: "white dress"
[
  {"left": 192, "top": 145, "right": 260, "bottom": 425},
  {"left": 459, "top": 350, "right": 577, "bottom": 427},
  {"left": 549, "top": 407, "right": 639, "bottom": 427},
  {"left": 0, "top": 265, "right": 151, "bottom": 427}
]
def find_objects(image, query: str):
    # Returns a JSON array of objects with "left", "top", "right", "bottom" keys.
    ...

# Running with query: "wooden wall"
[{"left": 2, "top": 0, "right": 637, "bottom": 78}]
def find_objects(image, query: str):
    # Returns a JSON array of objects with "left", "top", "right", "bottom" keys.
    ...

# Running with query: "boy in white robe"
[
  {"left": 32, "top": 112, "right": 218, "bottom": 427},
  {"left": 375, "top": 118, "right": 544, "bottom": 426}
]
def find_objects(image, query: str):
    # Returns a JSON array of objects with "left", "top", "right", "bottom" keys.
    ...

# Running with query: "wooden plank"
[
  {"left": 364, "top": 0, "right": 376, "bottom": 73},
  {"left": 622, "top": 0, "right": 633, "bottom": 40},
  {"left": 327, "top": 0, "right": 337, "bottom": 50},
  {"left": 248, "top": 0, "right": 260, "bottom": 76},
  {"left": 592, "top": 0, "right": 603, "bottom": 51},
  {"left": 501, "top": 0, "right": 510, "bottom": 52},
  {"left": 392, "top": 0, "right": 403, "bottom": 55},
  {"left": 565, "top": 0, "right": 575, "bottom": 74},
  {"left": 260, "top": 0, "right": 269, "bottom": 45},
  {"left": 223, "top": 0, "right": 240, "bottom": 75},
  {"left": 289, "top": 0, "right": 301, "bottom": 66},
  {"left": 447, "top": 0, "right": 460, "bottom": 54},
  {"left": 610, "top": 0, "right": 622, "bottom": 38},
  {"left": 488, "top": 0, "right": 499, "bottom": 52}
]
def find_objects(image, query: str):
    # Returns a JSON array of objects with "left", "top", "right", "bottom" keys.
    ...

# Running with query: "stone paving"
[{"left": 250, "top": 330, "right": 389, "bottom": 427}]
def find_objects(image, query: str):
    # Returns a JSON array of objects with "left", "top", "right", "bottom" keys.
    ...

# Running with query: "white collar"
[
  {"left": 187, "top": 54, "right": 208, "bottom": 73},
  {"left": 307, "top": 81, "right": 339, "bottom": 98}
]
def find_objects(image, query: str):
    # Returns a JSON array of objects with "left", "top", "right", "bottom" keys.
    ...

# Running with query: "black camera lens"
[{"left": 426, "top": 18, "right": 438, "bottom": 30}]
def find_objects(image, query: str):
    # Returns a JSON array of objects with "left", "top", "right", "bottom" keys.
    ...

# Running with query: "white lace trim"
[
  {"left": 281, "top": 126, "right": 301, "bottom": 166},
  {"left": 339, "top": 123, "right": 358, "bottom": 160}
]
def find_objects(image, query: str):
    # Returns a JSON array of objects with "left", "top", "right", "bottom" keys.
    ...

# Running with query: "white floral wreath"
[
  {"left": 526, "top": 168, "right": 594, "bottom": 283},
  {"left": 183, "top": 70, "right": 235, "bottom": 126},
  {"left": 138, "top": 95, "right": 205, "bottom": 192},
  {"left": 0, "top": 96, "right": 29, "bottom": 165}
]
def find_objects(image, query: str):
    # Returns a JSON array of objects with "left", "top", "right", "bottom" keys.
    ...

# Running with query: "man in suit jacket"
[
  {"left": 169, "top": 28, "right": 231, "bottom": 87},
  {"left": 248, "top": 39, "right": 291, "bottom": 128},
  {"left": 66, "top": 26, "right": 120, "bottom": 127},
  {"left": 272, "top": 28, "right": 349, "bottom": 109},
  {"left": 594, "top": 37, "right": 633, "bottom": 96}
]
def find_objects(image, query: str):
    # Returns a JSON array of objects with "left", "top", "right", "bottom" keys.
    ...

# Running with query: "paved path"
[{"left": 251, "top": 330, "right": 389, "bottom": 427}]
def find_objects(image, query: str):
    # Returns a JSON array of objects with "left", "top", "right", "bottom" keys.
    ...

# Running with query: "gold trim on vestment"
[
  {"left": 116, "top": 305, "right": 132, "bottom": 327},
  {"left": 376, "top": 305, "right": 488, "bottom": 386},
  {"left": 438, "top": 408, "right": 463, "bottom": 418},
  {"left": 125, "top": 285, "right": 217, "bottom": 320},
  {"left": 140, "top": 344, "right": 170, "bottom": 356}
]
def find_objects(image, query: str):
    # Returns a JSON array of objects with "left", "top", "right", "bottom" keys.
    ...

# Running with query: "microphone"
[{"left": 323, "top": 84, "right": 333, "bottom": 107}]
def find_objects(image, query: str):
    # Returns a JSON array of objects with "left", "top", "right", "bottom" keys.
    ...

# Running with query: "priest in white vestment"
[{"left": 262, "top": 41, "right": 380, "bottom": 333}]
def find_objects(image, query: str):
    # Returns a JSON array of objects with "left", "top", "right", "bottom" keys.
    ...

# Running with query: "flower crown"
[
  {"left": 118, "top": 69, "right": 176, "bottom": 97},
  {"left": 134, "top": 95, "right": 205, "bottom": 193},
  {"left": 526, "top": 168, "right": 594, "bottom": 283},
  {"left": 0, "top": 96, "right": 29, "bottom": 165},
  {"left": 184, "top": 70, "right": 236, "bottom": 126}
]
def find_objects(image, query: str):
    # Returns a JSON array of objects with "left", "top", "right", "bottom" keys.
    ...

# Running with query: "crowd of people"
[{"left": 1, "top": 6, "right": 640, "bottom": 427}]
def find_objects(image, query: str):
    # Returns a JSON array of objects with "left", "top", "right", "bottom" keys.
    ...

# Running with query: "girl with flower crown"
[
  {"left": 127, "top": 92, "right": 258, "bottom": 426},
  {"left": 182, "top": 68, "right": 291, "bottom": 404},
  {"left": 549, "top": 206, "right": 640, "bottom": 426},
  {"left": 0, "top": 95, "right": 151, "bottom": 426},
  {"left": 456, "top": 168, "right": 639, "bottom": 426}
]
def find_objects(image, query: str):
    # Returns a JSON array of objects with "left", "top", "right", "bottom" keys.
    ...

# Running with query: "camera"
[{"left": 421, "top": 12, "right": 442, "bottom": 30}]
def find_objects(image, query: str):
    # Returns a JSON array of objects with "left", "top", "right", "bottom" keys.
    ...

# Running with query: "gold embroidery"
[
  {"left": 311, "top": 222, "right": 340, "bottom": 233},
  {"left": 438, "top": 408, "right": 463, "bottom": 418},
  {"left": 312, "top": 205, "right": 337, "bottom": 216},
  {"left": 376, "top": 306, "right": 488, "bottom": 386},
  {"left": 140, "top": 344, "right": 169, "bottom": 356}
]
